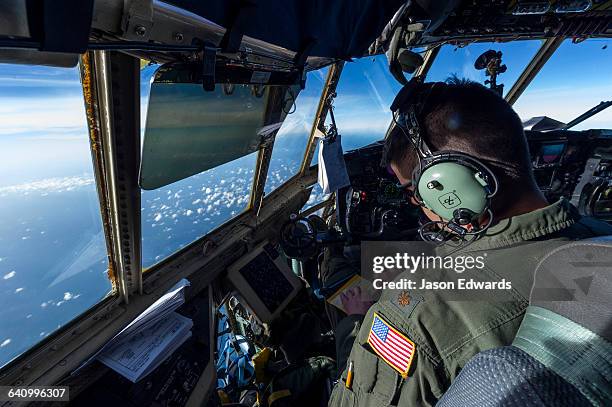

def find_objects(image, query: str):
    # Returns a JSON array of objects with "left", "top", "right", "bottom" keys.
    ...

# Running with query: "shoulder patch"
[
  {"left": 391, "top": 291, "right": 423, "bottom": 316},
  {"left": 367, "top": 312, "right": 416, "bottom": 378}
]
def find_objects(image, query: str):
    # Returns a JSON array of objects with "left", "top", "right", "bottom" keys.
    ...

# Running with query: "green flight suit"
[{"left": 328, "top": 199, "right": 612, "bottom": 407}]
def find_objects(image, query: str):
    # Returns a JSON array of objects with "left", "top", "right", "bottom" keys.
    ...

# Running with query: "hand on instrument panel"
[{"left": 340, "top": 286, "right": 374, "bottom": 316}]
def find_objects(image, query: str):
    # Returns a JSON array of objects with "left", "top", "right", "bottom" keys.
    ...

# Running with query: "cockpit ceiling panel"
[{"left": 165, "top": 0, "right": 405, "bottom": 59}]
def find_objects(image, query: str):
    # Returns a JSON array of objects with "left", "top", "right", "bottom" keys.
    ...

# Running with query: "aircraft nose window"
[
  {"left": 312, "top": 54, "right": 403, "bottom": 168},
  {"left": 0, "top": 64, "right": 112, "bottom": 368}
]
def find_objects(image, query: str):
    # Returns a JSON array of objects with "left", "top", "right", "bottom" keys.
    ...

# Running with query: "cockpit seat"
[{"left": 437, "top": 237, "right": 612, "bottom": 406}]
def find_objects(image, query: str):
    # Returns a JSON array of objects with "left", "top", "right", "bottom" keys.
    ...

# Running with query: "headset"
[{"left": 387, "top": 77, "right": 499, "bottom": 242}]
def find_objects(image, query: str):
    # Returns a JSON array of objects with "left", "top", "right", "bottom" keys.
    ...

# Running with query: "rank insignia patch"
[
  {"left": 367, "top": 312, "right": 415, "bottom": 378},
  {"left": 397, "top": 291, "right": 411, "bottom": 307},
  {"left": 392, "top": 291, "right": 423, "bottom": 317}
]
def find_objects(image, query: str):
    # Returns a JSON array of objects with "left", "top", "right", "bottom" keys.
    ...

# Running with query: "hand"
[{"left": 340, "top": 286, "right": 374, "bottom": 316}]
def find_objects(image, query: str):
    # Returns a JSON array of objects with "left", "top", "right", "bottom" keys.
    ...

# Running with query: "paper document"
[
  {"left": 117, "top": 278, "right": 191, "bottom": 339},
  {"left": 73, "top": 278, "right": 192, "bottom": 378},
  {"left": 317, "top": 132, "right": 350, "bottom": 194},
  {"left": 98, "top": 312, "right": 193, "bottom": 382},
  {"left": 326, "top": 275, "right": 376, "bottom": 314}
]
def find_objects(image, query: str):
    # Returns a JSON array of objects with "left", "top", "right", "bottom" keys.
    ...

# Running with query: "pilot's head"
[{"left": 382, "top": 77, "right": 545, "bottom": 222}]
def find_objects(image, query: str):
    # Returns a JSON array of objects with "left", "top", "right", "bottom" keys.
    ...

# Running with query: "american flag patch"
[{"left": 367, "top": 312, "right": 415, "bottom": 378}]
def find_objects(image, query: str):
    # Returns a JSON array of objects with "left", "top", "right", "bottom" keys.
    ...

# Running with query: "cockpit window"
[
  {"left": 305, "top": 55, "right": 403, "bottom": 210},
  {"left": 264, "top": 68, "right": 328, "bottom": 195},
  {"left": 315, "top": 55, "right": 402, "bottom": 161},
  {"left": 141, "top": 153, "right": 257, "bottom": 268},
  {"left": 426, "top": 40, "right": 542, "bottom": 97},
  {"left": 139, "top": 66, "right": 257, "bottom": 268},
  {"left": 0, "top": 64, "right": 112, "bottom": 368},
  {"left": 303, "top": 183, "right": 331, "bottom": 211},
  {"left": 513, "top": 39, "right": 612, "bottom": 130}
]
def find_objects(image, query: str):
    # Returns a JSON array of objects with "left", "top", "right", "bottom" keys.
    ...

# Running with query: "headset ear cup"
[
  {"left": 416, "top": 156, "right": 494, "bottom": 221},
  {"left": 415, "top": 156, "right": 454, "bottom": 208},
  {"left": 427, "top": 152, "right": 498, "bottom": 197}
]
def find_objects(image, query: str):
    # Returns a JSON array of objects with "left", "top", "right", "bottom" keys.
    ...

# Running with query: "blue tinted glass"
[
  {"left": 427, "top": 40, "right": 542, "bottom": 96},
  {"left": 141, "top": 152, "right": 257, "bottom": 268},
  {"left": 302, "top": 182, "right": 330, "bottom": 212},
  {"left": 312, "top": 55, "right": 403, "bottom": 166},
  {"left": 306, "top": 55, "right": 402, "bottom": 209},
  {"left": 264, "top": 68, "right": 328, "bottom": 195},
  {"left": 140, "top": 64, "right": 260, "bottom": 268},
  {"left": 334, "top": 55, "right": 402, "bottom": 151},
  {"left": 306, "top": 56, "right": 401, "bottom": 209},
  {"left": 513, "top": 39, "right": 612, "bottom": 130},
  {"left": 0, "top": 64, "right": 111, "bottom": 367}
]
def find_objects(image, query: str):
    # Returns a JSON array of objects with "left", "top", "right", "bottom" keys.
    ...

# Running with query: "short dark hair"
[{"left": 382, "top": 77, "right": 536, "bottom": 193}]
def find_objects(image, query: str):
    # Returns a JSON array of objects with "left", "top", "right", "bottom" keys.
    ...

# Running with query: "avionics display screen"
[
  {"left": 539, "top": 143, "right": 565, "bottom": 164},
  {"left": 238, "top": 252, "right": 293, "bottom": 313}
]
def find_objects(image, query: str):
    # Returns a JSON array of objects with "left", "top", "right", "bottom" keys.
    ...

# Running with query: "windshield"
[
  {"left": 140, "top": 66, "right": 258, "bottom": 268},
  {"left": 331, "top": 55, "right": 402, "bottom": 151},
  {"left": 306, "top": 55, "right": 403, "bottom": 209},
  {"left": 427, "top": 40, "right": 542, "bottom": 97},
  {"left": 513, "top": 39, "right": 612, "bottom": 129},
  {"left": 141, "top": 152, "right": 257, "bottom": 268},
  {"left": 264, "top": 68, "right": 328, "bottom": 195},
  {"left": 0, "top": 64, "right": 112, "bottom": 368}
]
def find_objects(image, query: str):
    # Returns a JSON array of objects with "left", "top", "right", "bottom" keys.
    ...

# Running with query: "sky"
[{"left": 0, "top": 38, "right": 610, "bottom": 366}]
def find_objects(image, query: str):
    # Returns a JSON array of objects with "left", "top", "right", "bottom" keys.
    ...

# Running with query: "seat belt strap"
[{"left": 513, "top": 306, "right": 612, "bottom": 405}]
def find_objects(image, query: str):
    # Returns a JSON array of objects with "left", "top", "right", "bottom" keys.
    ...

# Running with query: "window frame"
[{"left": 0, "top": 53, "right": 120, "bottom": 374}]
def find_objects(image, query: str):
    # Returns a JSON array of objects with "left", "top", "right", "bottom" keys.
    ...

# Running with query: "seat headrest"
[{"left": 530, "top": 237, "right": 612, "bottom": 342}]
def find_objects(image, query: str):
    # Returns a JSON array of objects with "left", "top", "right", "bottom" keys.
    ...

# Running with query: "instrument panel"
[
  {"left": 526, "top": 129, "right": 612, "bottom": 221},
  {"left": 336, "top": 141, "right": 421, "bottom": 242},
  {"left": 336, "top": 129, "right": 612, "bottom": 241}
]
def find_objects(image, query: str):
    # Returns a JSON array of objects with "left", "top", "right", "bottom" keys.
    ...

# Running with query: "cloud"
[
  {"left": 0, "top": 96, "right": 86, "bottom": 137},
  {"left": 0, "top": 176, "right": 94, "bottom": 196},
  {"left": 0, "top": 77, "right": 80, "bottom": 88},
  {"left": 363, "top": 71, "right": 387, "bottom": 113},
  {"left": 15, "top": 288, "right": 24, "bottom": 293},
  {"left": 0, "top": 339, "right": 10, "bottom": 348},
  {"left": 2, "top": 271, "right": 15, "bottom": 280}
]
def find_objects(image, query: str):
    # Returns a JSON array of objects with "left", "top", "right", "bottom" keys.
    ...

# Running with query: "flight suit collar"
[{"left": 466, "top": 198, "right": 580, "bottom": 250}]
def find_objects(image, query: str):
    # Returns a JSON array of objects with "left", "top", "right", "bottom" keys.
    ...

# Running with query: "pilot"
[{"left": 326, "top": 77, "right": 612, "bottom": 406}]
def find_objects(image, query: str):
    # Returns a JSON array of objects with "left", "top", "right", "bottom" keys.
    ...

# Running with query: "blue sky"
[
  {"left": 1, "top": 38, "right": 610, "bottom": 184},
  {"left": 513, "top": 39, "right": 612, "bottom": 129}
]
